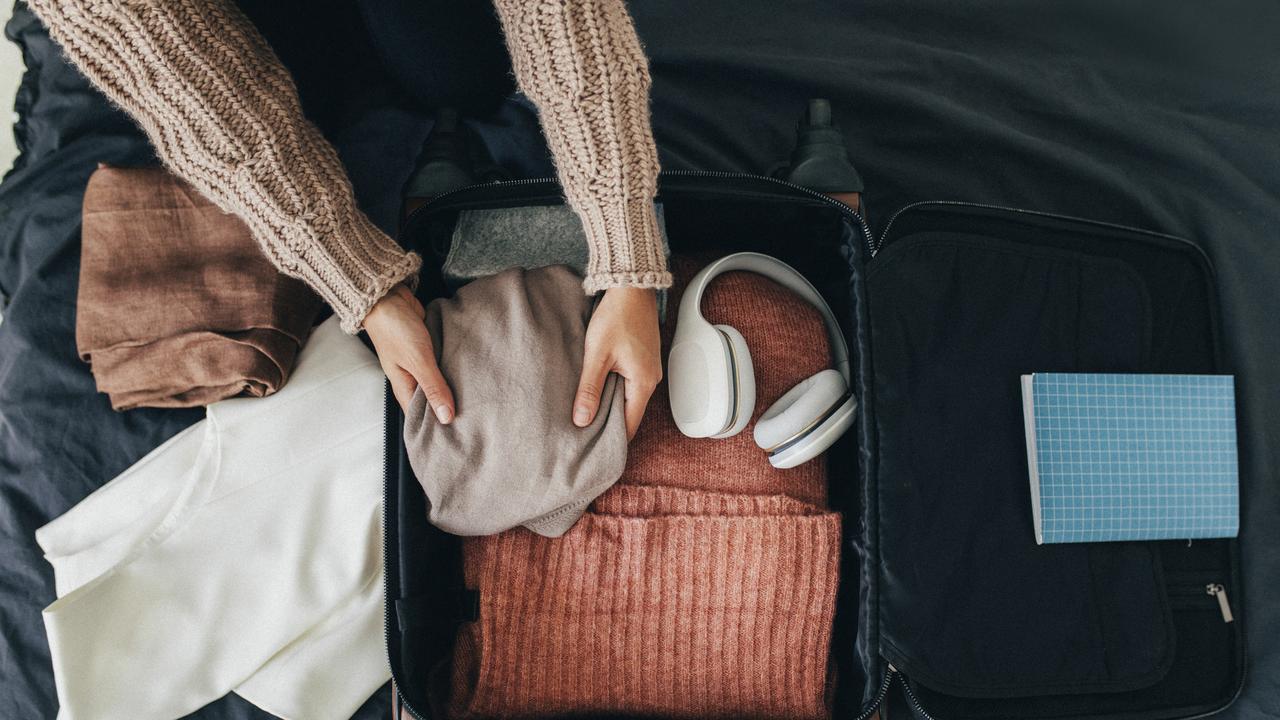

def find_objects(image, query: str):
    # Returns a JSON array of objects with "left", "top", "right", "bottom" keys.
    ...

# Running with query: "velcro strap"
[{"left": 396, "top": 588, "right": 479, "bottom": 630}]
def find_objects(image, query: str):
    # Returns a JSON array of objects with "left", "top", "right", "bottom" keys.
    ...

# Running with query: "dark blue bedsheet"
[
  {"left": 2, "top": 1, "right": 1277, "bottom": 718},
  {"left": 0, "top": 4, "right": 400, "bottom": 718}
]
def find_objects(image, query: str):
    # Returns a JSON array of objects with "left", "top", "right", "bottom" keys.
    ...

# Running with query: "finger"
[
  {"left": 385, "top": 363, "right": 418, "bottom": 413},
  {"left": 404, "top": 290, "right": 426, "bottom": 319},
  {"left": 622, "top": 375, "right": 657, "bottom": 440},
  {"left": 409, "top": 355, "right": 455, "bottom": 424},
  {"left": 574, "top": 346, "right": 611, "bottom": 427}
]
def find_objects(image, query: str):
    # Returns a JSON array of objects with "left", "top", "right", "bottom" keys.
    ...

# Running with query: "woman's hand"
[
  {"left": 366, "top": 283, "right": 659, "bottom": 437},
  {"left": 363, "top": 284, "right": 455, "bottom": 423},
  {"left": 574, "top": 286, "right": 662, "bottom": 439}
]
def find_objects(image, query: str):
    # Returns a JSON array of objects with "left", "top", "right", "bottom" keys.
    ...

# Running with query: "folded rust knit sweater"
[
  {"left": 452, "top": 485, "right": 840, "bottom": 720},
  {"left": 28, "top": 0, "right": 670, "bottom": 332}
]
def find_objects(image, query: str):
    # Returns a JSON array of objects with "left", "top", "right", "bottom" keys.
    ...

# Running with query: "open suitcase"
[{"left": 383, "top": 170, "right": 1244, "bottom": 720}]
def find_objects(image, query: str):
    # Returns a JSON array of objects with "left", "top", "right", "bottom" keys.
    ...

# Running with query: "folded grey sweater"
[
  {"left": 404, "top": 266, "right": 628, "bottom": 537},
  {"left": 443, "top": 204, "right": 670, "bottom": 320}
]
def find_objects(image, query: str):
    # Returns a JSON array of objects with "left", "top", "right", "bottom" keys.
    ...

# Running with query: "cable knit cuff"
[
  {"left": 578, "top": 197, "right": 672, "bottom": 294},
  {"left": 313, "top": 213, "right": 422, "bottom": 335},
  {"left": 337, "top": 251, "right": 422, "bottom": 335}
]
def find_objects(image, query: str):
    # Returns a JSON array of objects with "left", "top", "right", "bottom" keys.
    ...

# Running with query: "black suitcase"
[{"left": 382, "top": 171, "right": 1244, "bottom": 719}]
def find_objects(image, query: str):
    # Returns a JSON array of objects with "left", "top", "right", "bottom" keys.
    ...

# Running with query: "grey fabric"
[
  {"left": 444, "top": 203, "right": 670, "bottom": 319},
  {"left": 404, "top": 265, "right": 628, "bottom": 537}
]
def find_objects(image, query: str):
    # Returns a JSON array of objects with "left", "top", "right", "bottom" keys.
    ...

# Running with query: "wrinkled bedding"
[{"left": 2, "top": 1, "right": 1277, "bottom": 718}]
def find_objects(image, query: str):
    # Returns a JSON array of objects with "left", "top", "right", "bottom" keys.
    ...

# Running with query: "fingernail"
[
  {"left": 574, "top": 406, "right": 590, "bottom": 426},
  {"left": 435, "top": 405, "right": 453, "bottom": 424}
]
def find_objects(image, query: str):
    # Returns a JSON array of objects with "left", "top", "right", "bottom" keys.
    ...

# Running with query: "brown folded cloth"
[
  {"left": 76, "top": 166, "right": 322, "bottom": 410},
  {"left": 450, "top": 485, "right": 841, "bottom": 720},
  {"left": 616, "top": 255, "right": 832, "bottom": 506}
]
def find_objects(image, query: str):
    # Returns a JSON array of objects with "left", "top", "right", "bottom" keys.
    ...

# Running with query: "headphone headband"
[{"left": 678, "top": 252, "right": 851, "bottom": 382}]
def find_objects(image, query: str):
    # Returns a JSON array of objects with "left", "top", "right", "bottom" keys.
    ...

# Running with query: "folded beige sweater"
[
  {"left": 29, "top": 0, "right": 671, "bottom": 332},
  {"left": 404, "top": 266, "right": 628, "bottom": 538}
]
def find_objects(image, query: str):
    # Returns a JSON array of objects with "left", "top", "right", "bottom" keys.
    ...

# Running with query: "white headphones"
[{"left": 667, "top": 252, "right": 857, "bottom": 469}]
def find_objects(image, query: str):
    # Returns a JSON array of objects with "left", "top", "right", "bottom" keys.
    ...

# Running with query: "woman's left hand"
[{"left": 573, "top": 286, "right": 662, "bottom": 439}]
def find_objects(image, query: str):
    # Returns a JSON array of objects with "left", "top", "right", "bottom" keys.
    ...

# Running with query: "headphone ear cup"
[
  {"left": 669, "top": 321, "right": 733, "bottom": 438},
  {"left": 709, "top": 325, "right": 755, "bottom": 439},
  {"left": 753, "top": 368, "right": 848, "bottom": 452},
  {"left": 768, "top": 393, "right": 856, "bottom": 469}
]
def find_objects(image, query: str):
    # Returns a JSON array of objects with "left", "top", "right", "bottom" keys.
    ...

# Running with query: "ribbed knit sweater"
[
  {"left": 28, "top": 0, "right": 671, "bottom": 333},
  {"left": 453, "top": 485, "right": 840, "bottom": 720}
]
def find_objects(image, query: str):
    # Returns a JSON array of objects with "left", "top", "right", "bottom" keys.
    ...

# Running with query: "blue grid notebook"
[{"left": 1021, "top": 373, "right": 1238, "bottom": 544}]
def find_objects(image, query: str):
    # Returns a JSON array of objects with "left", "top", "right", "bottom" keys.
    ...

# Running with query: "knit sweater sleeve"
[
  {"left": 27, "top": 0, "right": 420, "bottom": 333},
  {"left": 493, "top": 0, "right": 671, "bottom": 293}
]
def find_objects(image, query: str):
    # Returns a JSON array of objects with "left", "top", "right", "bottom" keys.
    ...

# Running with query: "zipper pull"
[{"left": 1206, "top": 584, "right": 1234, "bottom": 623}]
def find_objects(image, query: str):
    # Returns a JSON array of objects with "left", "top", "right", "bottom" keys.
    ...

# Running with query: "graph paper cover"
[{"left": 1021, "top": 373, "right": 1238, "bottom": 544}]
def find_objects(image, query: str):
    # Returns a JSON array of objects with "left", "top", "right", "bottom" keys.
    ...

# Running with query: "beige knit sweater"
[{"left": 29, "top": 0, "right": 671, "bottom": 333}]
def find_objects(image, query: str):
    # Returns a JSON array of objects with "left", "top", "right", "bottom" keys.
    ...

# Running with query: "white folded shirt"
[{"left": 37, "top": 317, "right": 389, "bottom": 720}]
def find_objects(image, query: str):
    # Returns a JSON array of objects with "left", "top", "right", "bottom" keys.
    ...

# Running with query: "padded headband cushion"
[
  {"left": 618, "top": 255, "right": 831, "bottom": 507},
  {"left": 711, "top": 324, "right": 756, "bottom": 439}
]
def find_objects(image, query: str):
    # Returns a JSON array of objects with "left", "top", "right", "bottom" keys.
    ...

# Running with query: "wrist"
[
  {"left": 362, "top": 283, "right": 414, "bottom": 332},
  {"left": 605, "top": 285, "right": 656, "bottom": 298},
  {"left": 604, "top": 285, "right": 658, "bottom": 310}
]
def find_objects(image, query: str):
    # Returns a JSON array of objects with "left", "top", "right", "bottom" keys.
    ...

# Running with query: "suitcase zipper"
[
  {"left": 855, "top": 667, "right": 896, "bottom": 720},
  {"left": 409, "top": 176, "right": 1204, "bottom": 265},
  {"left": 663, "top": 169, "right": 877, "bottom": 256},
  {"left": 1169, "top": 582, "right": 1235, "bottom": 623},
  {"left": 893, "top": 665, "right": 941, "bottom": 720},
  {"left": 1207, "top": 583, "right": 1235, "bottom": 623},
  {"left": 403, "top": 170, "right": 878, "bottom": 258},
  {"left": 874, "top": 199, "right": 1207, "bottom": 258},
  {"left": 382, "top": 389, "right": 428, "bottom": 720},
  {"left": 381, "top": 391, "right": 400, "bottom": 717}
]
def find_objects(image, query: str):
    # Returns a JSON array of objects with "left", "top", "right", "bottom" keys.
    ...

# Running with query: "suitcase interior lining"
[
  {"left": 870, "top": 234, "right": 1177, "bottom": 698},
  {"left": 393, "top": 193, "right": 884, "bottom": 717}
]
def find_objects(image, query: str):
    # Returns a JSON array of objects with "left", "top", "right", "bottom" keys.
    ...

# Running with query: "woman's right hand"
[{"left": 363, "top": 284, "right": 455, "bottom": 423}]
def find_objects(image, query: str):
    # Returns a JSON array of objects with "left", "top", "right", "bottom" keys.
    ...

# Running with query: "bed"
[{"left": 2, "top": 1, "right": 1277, "bottom": 718}]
